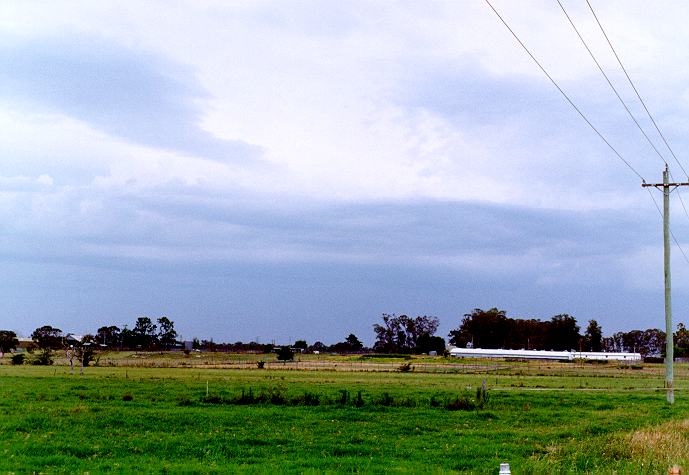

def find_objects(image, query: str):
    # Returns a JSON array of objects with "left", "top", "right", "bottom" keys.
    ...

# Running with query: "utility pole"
[{"left": 642, "top": 165, "right": 689, "bottom": 404}]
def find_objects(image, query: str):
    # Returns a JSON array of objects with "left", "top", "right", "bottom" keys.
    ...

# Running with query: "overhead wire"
[
  {"left": 485, "top": 0, "right": 689, "bottom": 265},
  {"left": 586, "top": 0, "right": 689, "bottom": 180},
  {"left": 483, "top": 0, "right": 646, "bottom": 183},
  {"left": 555, "top": 0, "right": 668, "bottom": 168},
  {"left": 582, "top": 0, "right": 689, "bottom": 260}
]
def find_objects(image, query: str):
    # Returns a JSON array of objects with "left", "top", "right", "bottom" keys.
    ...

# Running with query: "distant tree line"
[
  {"left": 96, "top": 316, "right": 178, "bottom": 350},
  {"left": 448, "top": 308, "right": 588, "bottom": 351},
  {"left": 5, "top": 307, "right": 689, "bottom": 361},
  {"left": 0, "top": 316, "right": 180, "bottom": 365},
  {"left": 446, "top": 307, "right": 689, "bottom": 359},
  {"left": 372, "top": 314, "right": 445, "bottom": 354}
]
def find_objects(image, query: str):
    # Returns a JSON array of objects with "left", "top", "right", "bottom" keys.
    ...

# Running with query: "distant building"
[
  {"left": 64, "top": 334, "right": 84, "bottom": 346},
  {"left": 16, "top": 338, "right": 34, "bottom": 352},
  {"left": 449, "top": 347, "right": 641, "bottom": 361}
]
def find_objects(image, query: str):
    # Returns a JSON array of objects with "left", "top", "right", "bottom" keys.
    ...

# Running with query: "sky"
[{"left": 3, "top": 0, "right": 689, "bottom": 346}]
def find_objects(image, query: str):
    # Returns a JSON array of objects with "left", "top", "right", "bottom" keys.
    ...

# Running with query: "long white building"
[{"left": 449, "top": 347, "right": 641, "bottom": 361}]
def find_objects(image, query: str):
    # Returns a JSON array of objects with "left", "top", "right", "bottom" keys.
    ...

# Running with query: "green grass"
[{"left": 0, "top": 360, "right": 688, "bottom": 473}]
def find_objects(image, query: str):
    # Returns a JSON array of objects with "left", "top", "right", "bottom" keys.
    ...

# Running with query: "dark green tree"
[
  {"left": 0, "top": 330, "right": 18, "bottom": 355},
  {"left": 293, "top": 340, "right": 308, "bottom": 351},
  {"left": 674, "top": 323, "right": 689, "bottom": 358},
  {"left": 584, "top": 319, "right": 603, "bottom": 352},
  {"left": 31, "top": 325, "right": 63, "bottom": 365},
  {"left": 373, "top": 314, "right": 439, "bottom": 353},
  {"left": 605, "top": 328, "right": 664, "bottom": 356},
  {"left": 120, "top": 326, "right": 134, "bottom": 349},
  {"left": 448, "top": 308, "right": 509, "bottom": 349},
  {"left": 308, "top": 341, "right": 327, "bottom": 353},
  {"left": 546, "top": 314, "right": 580, "bottom": 351},
  {"left": 344, "top": 333, "right": 364, "bottom": 351},
  {"left": 330, "top": 334, "right": 364, "bottom": 353},
  {"left": 96, "top": 325, "right": 120, "bottom": 347},
  {"left": 157, "top": 317, "right": 177, "bottom": 350},
  {"left": 416, "top": 334, "right": 446, "bottom": 354},
  {"left": 276, "top": 346, "right": 294, "bottom": 361},
  {"left": 133, "top": 317, "right": 157, "bottom": 349}
]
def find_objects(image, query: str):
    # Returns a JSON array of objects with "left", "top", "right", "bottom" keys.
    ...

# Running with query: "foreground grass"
[{"left": 0, "top": 363, "right": 688, "bottom": 473}]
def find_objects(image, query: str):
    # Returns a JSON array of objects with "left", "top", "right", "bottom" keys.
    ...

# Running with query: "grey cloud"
[{"left": 66, "top": 188, "right": 661, "bottom": 269}]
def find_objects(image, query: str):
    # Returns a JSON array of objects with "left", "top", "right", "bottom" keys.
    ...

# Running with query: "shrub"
[
  {"left": 354, "top": 391, "right": 365, "bottom": 407},
  {"left": 270, "top": 392, "right": 287, "bottom": 405},
  {"left": 201, "top": 394, "right": 222, "bottom": 404},
  {"left": 10, "top": 353, "right": 24, "bottom": 365},
  {"left": 378, "top": 392, "right": 394, "bottom": 407},
  {"left": 235, "top": 388, "right": 256, "bottom": 405},
  {"left": 293, "top": 391, "right": 320, "bottom": 406},
  {"left": 619, "top": 364, "right": 643, "bottom": 370},
  {"left": 446, "top": 396, "right": 474, "bottom": 411},
  {"left": 81, "top": 347, "right": 96, "bottom": 367},
  {"left": 338, "top": 389, "right": 350, "bottom": 405},
  {"left": 32, "top": 350, "right": 53, "bottom": 366},
  {"left": 276, "top": 347, "right": 293, "bottom": 361},
  {"left": 398, "top": 362, "right": 412, "bottom": 372},
  {"left": 177, "top": 395, "right": 193, "bottom": 406}
]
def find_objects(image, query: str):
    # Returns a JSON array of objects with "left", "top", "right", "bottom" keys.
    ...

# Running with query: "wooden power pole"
[{"left": 642, "top": 165, "right": 689, "bottom": 404}]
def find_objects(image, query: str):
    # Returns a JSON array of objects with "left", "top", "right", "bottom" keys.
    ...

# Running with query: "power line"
[
  {"left": 486, "top": 0, "right": 689, "bottom": 269},
  {"left": 585, "top": 0, "right": 689, "bottom": 241},
  {"left": 556, "top": 0, "right": 668, "bottom": 168},
  {"left": 586, "top": 0, "right": 689, "bottom": 180},
  {"left": 483, "top": 0, "right": 646, "bottom": 183}
]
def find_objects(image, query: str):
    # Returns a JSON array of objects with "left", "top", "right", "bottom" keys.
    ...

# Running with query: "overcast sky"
[{"left": 3, "top": 0, "right": 689, "bottom": 345}]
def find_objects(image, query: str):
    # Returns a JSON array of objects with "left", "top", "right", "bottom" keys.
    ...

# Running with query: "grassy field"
[{"left": 1, "top": 355, "right": 689, "bottom": 473}]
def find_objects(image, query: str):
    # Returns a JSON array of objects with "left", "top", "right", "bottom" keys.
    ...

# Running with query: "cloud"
[{"left": 0, "top": 35, "right": 260, "bottom": 163}]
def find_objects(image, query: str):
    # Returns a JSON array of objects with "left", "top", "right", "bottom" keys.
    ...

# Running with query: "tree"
[
  {"left": 31, "top": 325, "right": 63, "bottom": 365},
  {"left": 157, "top": 317, "right": 177, "bottom": 350},
  {"left": 308, "top": 341, "right": 327, "bottom": 353},
  {"left": 416, "top": 334, "right": 446, "bottom": 354},
  {"left": 373, "top": 314, "right": 404, "bottom": 353},
  {"left": 584, "top": 320, "right": 603, "bottom": 352},
  {"left": 276, "top": 346, "right": 294, "bottom": 361},
  {"left": 120, "top": 326, "right": 135, "bottom": 349},
  {"left": 133, "top": 317, "right": 157, "bottom": 349},
  {"left": 448, "top": 308, "right": 509, "bottom": 349},
  {"left": 293, "top": 340, "right": 308, "bottom": 351},
  {"left": 373, "top": 314, "right": 439, "bottom": 353},
  {"left": 344, "top": 334, "right": 363, "bottom": 351},
  {"left": 330, "top": 334, "right": 364, "bottom": 354},
  {"left": 510, "top": 318, "right": 548, "bottom": 350},
  {"left": 31, "top": 325, "right": 63, "bottom": 350},
  {"left": 546, "top": 314, "right": 580, "bottom": 351},
  {"left": 675, "top": 323, "right": 689, "bottom": 358},
  {"left": 604, "top": 328, "right": 665, "bottom": 357},
  {"left": 96, "top": 326, "right": 120, "bottom": 347},
  {"left": 0, "top": 330, "right": 18, "bottom": 356}
]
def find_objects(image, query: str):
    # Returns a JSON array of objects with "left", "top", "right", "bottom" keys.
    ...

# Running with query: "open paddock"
[{"left": 1, "top": 354, "right": 688, "bottom": 473}]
